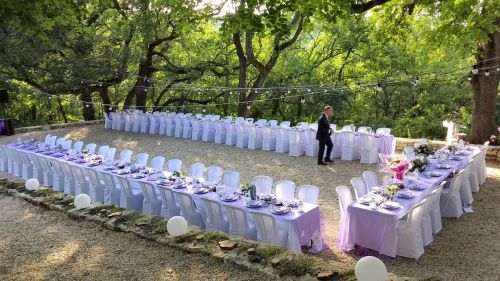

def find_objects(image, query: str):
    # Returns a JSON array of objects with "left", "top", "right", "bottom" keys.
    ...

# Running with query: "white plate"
[
  {"left": 381, "top": 202, "right": 401, "bottom": 209},
  {"left": 436, "top": 164, "right": 451, "bottom": 169},
  {"left": 429, "top": 171, "right": 443, "bottom": 177}
]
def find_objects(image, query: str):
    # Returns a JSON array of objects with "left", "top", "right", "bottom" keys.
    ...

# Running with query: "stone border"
[
  {"left": 13, "top": 120, "right": 104, "bottom": 134},
  {"left": 0, "top": 178, "right": 428, "bottom": 281}
]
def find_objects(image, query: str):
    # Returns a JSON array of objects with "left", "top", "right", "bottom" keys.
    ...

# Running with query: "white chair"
[
  {"left": 97, "top": 145, "right": 110, "bottom": 156},
  {"left": 335, "top": 185, "right": 353, "bottom": 221},
  {"left": 175, "top": 192, "right": 205, "bottom": 228},
  {"left": 268, "top": 120, "right": 278, "bottom": 127},
  {"left": 73, "top": 141, "right": 84, "bottom": 153},
  {"left": 60, "top": 161, "right": 76, "bottom": 195},
  {"left": 36, "top": 156, "right": 53, "bottom": 187},
  {"left": 440, "top": 170, "right": 464, "bottom": 218},
  {"left": 182, "top": 118, "right": 192, "bottom": 139},
  {"left": 165, "top": 115, "right": 176, "bottom": 137},
  {"left": 340, "top": 131, "right": 356, "bottom": 161},
  {"left": 250, "top": 212, "right": 287, "bottom": 247},
  {"left": 49, "top": 160, "right": 65, "bottom": 192},
  {"left": 188, "top": 163, "right": 205, "bottom": 178},
  {"left": 256, "top": 119, "right": 267, "bottom": 125},
  {"left": 84, "top": 143, "right": 97, "bottom": 154},
  {"left": 403, "top": 147, "right": 416, "bottom": 160},
  {"left": 131, "top": 114, "right": 141, "bottom": 133},
  {"left": 191, "top": 119, "right": 203, "bottom": 141},
  {"left": 17, "top": 151, "right": 33, "bottom": 180},
  {"left": 104, "top": 112, "right": 113, "bottom": 129},
  {"left": 106, "top": 147, "right": 117, "bottom": 162},
  {"left": 252, "top": 175, "right": 273, "bottom": 195},
  {"left": 221, "top": 171, "right": 240, "bottom": 193},
  {"left": 135, "top": 152, "right": 149, "bottom": 166},
  {"left": 119, "top": 149, "right": 133, "bottom": 163},
  {"left": 296, "top": 185, "right": 319, "bottom": 204},
  {"left": 460, "top": 161, "right": 474, "bottom": 205},
  {"left": 274, "top": 180, "right": 296, "bottom": 201},
  {"left": 225, "top": 205, "right": 257, "bottom": 240},
  {"left": 5, "top": 148, "right": 22, "bottom": 177},
  {"left": 469, "top": 154, "right": 480, "bottom": 193},
  {"left": 140, "top": 181, "right": 162, "bottom": 216},
  {"left": 351, "top": 177, "right": 368, "bottom": 200},
  {"left": 117, "top": 176, "right": 143, "bottom": 212},
  {"left": 261, "top": 127, "right": 276, "bottom": 151},
  {"left": 201, "top": 119, "right": 215, "bottom": 142},
  {"left": 341, "top": 125, "right": 354, "bottom": 132},
  {"left": 214, "top": 121, "right": 227, "bottom": 144},
  {"left": 280, "top": 121, "right": 291, "bottom": 127},
  {"left": 376, "top": 128, "right": 391, "bottom": 135},
  {"left": 48, "top": 136, "right": 57, "bottom": 147},
  {"left": 174, "top": 116, "right": 183, "bottom": 138},
  {"left": 200, "top": 198, "right": 229, "bottom": 232},
  {"left": 69, "top": 164, "right": 90, "bottom": 196},
  {"left": 27, "top": 154, "right": 43, "bottom": 183},
  {"left": 362, "top": 171, "right": 378, "bottom": 191},
  {"left": 247, "top": 126, "right": 262, "bottom": 150},
  {"left": 420, "top": 196, "right": 434, "bottom": 246},
  {"left": 151, "top": 156, "right": 165, "bottom": 171},
  {"left": 429, "top": 182, "right": 445, "bottom": 234},
  {"left": 275, "top": 127, "right": 289, "bottom": 153},
  {"left": 149, "top": 114, "right": 160, "bottom": 134},
  {"left": 304, "top": 129, "right": 318, "bottom": 157},
  {"left": 116, "top": 113, "right": 126, "bottom": 130},
  {"left": 357, "top": 126, "right": 369, "bottom": 133},
  {"left": 99, "top": 171, "right": 121, "bottom": 206},
  {"left": 235, "top": 116, "right": 245, "bottom": 124},
  {"left": 235, "top": 125, "right": 249, "bottom": 148},
  {"left": 124, "top": 114, "right": 132, "bottom": 132},
  {"left": 225, "top": 123, "right": 237, "bottom": 146},
  {"left": 360, "top": 134, "right": 378, "bottom": 164},
  {"left": 166, "top": 159, "right": 182, "bottom": 173},
  {"left": 44, "top": 134, "right": 52, "bottom": 145},
  {"left": 62, "top": 140, "right": 72, "bottom": 150},
  {"left": 396, "top": 199, "right": 426, "bottom": 259},
  {"left": 158, "top": 114, "right": 168, "bottom": 135},
  {"left": 476, "top": 142, "right": 488, "bottom": 184},
  {"left": 56, "top": 137, "right": 66, "bottom": 147},
  {"left": 158, "top": 186, "right": 180, "bottom": 218},
  {"left": 86, "top": 168, "right": 105, "bottom": 203},
  {"left": 140, "top": 115, "right": 150, "bottom": 133},
  {"left": 288, "top": 130, "right": 304, "bottom": 157},
  {"left": 205, "top": 166, "right": 222, "bottom": 185},
  {"left": 0, "top": 146, "right": 8, "bottom": 172}
]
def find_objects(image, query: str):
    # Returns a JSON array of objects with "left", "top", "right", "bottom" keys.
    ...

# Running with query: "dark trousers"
[{"left": 318, "top": 137, "right": 333, "bottom": 163}]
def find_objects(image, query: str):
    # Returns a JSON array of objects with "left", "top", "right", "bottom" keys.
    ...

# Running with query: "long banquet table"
[
  {"left": 337, "top": 146, "right": 479, "bottom": 257},
  {"left": 8, "top": 142, "right": 325, "bottom": 253}
]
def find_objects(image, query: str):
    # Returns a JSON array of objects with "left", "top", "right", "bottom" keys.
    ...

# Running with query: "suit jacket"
[{"left": 316, "top": 113, "right": 331, "bottom": 141}]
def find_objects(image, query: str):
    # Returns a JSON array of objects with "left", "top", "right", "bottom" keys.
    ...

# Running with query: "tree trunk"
[
  {"left": 57, "top": 97, "right": 68, "bottom": 123},
  {"left": 98, "top": 87, "right": 113, "bottom": 114},
  {"left": 470, "top": 19, "right": 500, "bottom": 144},
  {"left": 80, "top": 91, "right": 95, "bottom": 121}
]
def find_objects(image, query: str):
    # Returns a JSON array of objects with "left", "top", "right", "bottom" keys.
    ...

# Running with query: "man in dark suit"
[{"left": 316, "top": 106, "right": 334, "bottom": 165}]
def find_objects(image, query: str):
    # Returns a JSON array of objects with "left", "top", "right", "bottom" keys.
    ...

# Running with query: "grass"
[
  {"left": 277, "top": 254, "right": 314, "bottom": 277},
  {"left": 88, "top": 205, "right": 126, "bottom": 216},
  {"left": 31, "top": 189, "right": 59, "bottom": 198},
  {"left": 114, "top": 211, "right": 147, "bottom": 225}
]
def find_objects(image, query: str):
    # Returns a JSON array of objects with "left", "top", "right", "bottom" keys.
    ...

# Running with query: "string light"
[{"left": 484, "top": 71, "right": 490, "bottom": 77}]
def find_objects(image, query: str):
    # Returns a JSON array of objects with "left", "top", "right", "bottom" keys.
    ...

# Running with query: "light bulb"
[
  {"left": 80, "top": 80, "right": 84, "bottom": 84},
  {"left": 287, "top": 90, "right": 291, "bottom": 94},
  {"left": 202, "top": 108, "right": 206, "bottom": 112},
  {"left": 472, "top": 69, "right": 478, "bottom": 74},
  {"left": 98, "top": 83, "right": 102, "bottom": 87},
  {"left": 247, "top": 105, "right": 251, "bottom": 110},
  {"left": 467, "top": 76, "right": 472, "bottom": 81},
  {"left": 85, "top": 104, "right": 90, "bottom": 108},
  {"left": 300, "top": 98, "right": 305, "bottom": 104},
  {"left": 307, "top": 89, "right": 311, "bottom": 92},
  {"left": 229, "top": 91, "right": 233, "bottom": 95},
  {"left": 109, "top": 107, "right": 112, "bottom": 110},
  {"left": 144, "top": 88, "right": 148, "bottom": 92},
  {"left": 485, "top": 71, "right": 490, "bottom": 76}
]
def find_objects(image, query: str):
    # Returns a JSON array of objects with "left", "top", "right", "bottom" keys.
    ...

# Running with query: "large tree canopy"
[{"left": 0, "top": 0, "right": 498, "bottom": 142}]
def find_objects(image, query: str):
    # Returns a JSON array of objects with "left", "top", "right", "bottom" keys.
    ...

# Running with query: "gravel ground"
[{"left": 0, "top": 125, "right": 498, "bottom": 280}]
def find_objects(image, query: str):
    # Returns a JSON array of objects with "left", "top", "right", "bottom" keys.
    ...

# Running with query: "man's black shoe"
[
  {"left": 324, "top": 159, "right": 334, "bottom": 163},
  {"left": 318, "top": 161, "right": 327, "bottom": 165}
]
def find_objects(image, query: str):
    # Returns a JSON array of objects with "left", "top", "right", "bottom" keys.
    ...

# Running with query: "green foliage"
[{"left": 0, "top": 0, "right": 498, "bottom": 139}]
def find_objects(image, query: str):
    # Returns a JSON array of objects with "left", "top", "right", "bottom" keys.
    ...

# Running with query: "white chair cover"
[
  {"left": 360, "top": 134, "right": 378, "bottom": 164},
  {"left": 49, "top": 160, "right": 65, "bottom": 192},
  {"left": 296, "top": 185, "right": 319, "bottom": 204},
  {"left": 85, "top": 143, "right": 97, "bottom": 154},
  {"left": 135, "top": 153, "right": 149, "bottom": 167},
  {"left": 351, "top": 176, "right": 367, "bottom": 200},
  {"left": 335, "top": 185, "right": 353, "bottom": 220},
  {"left": 362, "top": 171, "right": 378, "bottom": 190},
  {"left": 188, "top": 163, "right": 205, "bottom": 178},
  {"left": 274, "top": 180, "right": 296, "bottom": 201},
  {"left": 166, "top": 159, "right": 182, "bottom": 173},
  {"left": 221, "top": 171, "right": 240, "bottom": 192},
  {"left": 175, "top": 192, "right": 205, "bottom": 228},
  {"left": 158, "top": 186, "right": 180, "bottom": 218},
  {"left": 261, "top": 127, "right": 276, "bottom": 151},
  {"left": 225, "top": 204, "right": 257, "bottom": 240},
  {"left": 288, "top": 129, "right": 304, "bottom": 157},
  {"left": 247, "top": 126, "right": 262, "bottom": 150},
  {"left": 430, "top": 182, "right": 445, "bottom": 234},
  {"left": 191, "top": 119, "right": 203, "bottom": 141},
  {"left": 119, "top": 149, "right": 133, "bottom": 163},
  {"left": 140, "top": 181, "right": 162, "bottom": 216},
  {"left": 70, "top": 164, "right": 90, "bottom": 196},
  {"left": 250, "top": 212, "right": 287, "bottom": 247},
  {"left": 117, "top": 177, "right": 143, "bottom": 212},
  {"left": 73, "top": 141, "right": 84, "bottom": 153},
  {"left": 341, "top": 131, "right": 356, "bottom": 161},
  {"left": 205, "top": 166, "right": 222, "bottom": 185},
  {"left": 235, "top": 125, "right": 249, "bottom": 148},
  {"left": 440, "top": 170, "right": 464, "bottom": 218},
  {"left": 37, "top": 155, "right": 54, "bottom": 187},
  {"left": 97, "top": 145, "right": 110, "bottom": 156},
  {"left": 200, "top": 198, "right": 229, "bottom": 232},
  {"left": 460, "top": 161, "right": 474, "bottom": 205},
  {"left": 275, "top": 127, "right": 289, "bottom": 153},
  {"left": 106, "top": 147, "right": 117, "bottom": 162},
  {"left": 99, "top": 171, "right": 121, "bottom": 206},
  {"left": 252, "top": 175, "right": 273, "bottom": 195},
  {"left": 225, "top": 123, "right": 237, "bottom": 146},
  {"left": 151, "top": 156, "right": 165, "bottom": 171},
  {"left": 214, "top": 121, "right": 227, "bottom": 144},
  {"left": 86, "top": 168, "right": 105, "bottom": 203},
  {"left": 396, "top": 199, "right": 426, "bottom": 260}
]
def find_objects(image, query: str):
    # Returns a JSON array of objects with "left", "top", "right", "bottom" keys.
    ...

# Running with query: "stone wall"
[{"left": 14, "top": 120, "right": 104, "bottom": 134}]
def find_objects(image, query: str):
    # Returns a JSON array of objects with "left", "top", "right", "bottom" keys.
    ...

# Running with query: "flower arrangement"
[
  {"left": 446, "top": 143, "right": 458, "bottom": 155},
  {"left": 386, "top": 184, "right": 400, "bottom": 199},
  {"left": 409, "top": 156, "right": 429, "bottom": 172},
  {"left": 490, "top": 135, "right": 497, "bottom": 145},
  {"left": 388, "top": 160, "right": 408, "bottom": 180},
  {"left": 414, "top": 143, "right": 435, "bottom": 156},
  {"left": 173, "top": 170, "right": 185, "bottom": 177},
  {"left": 240, "top": 183, "right": 254, "bottom": 194}
]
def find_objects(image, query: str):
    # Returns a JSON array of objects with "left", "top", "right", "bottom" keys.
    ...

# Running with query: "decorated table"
[
  {"left": 8, "top": 140, "right": 325, "bottom": 253},
  {"left": 337, "top": 145, "right": 478, "bottom": 257}
]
